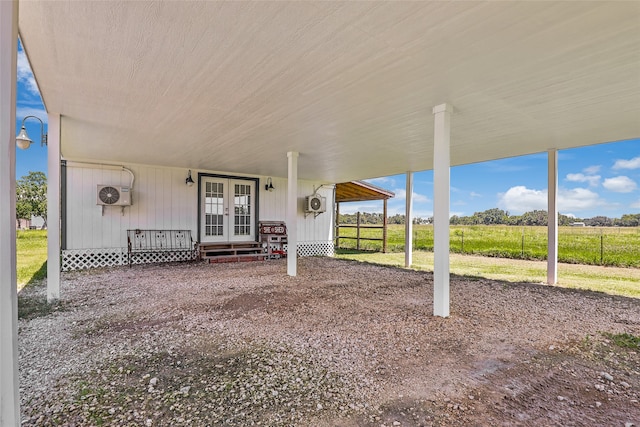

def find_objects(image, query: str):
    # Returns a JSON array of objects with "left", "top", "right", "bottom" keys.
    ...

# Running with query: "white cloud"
[
  {"left": 613, "top": 157, "right": 640, "bottom": 170},
  {"left": 583, "top": 165, "right": 601, "bottom": 175},
  {"left": 497, "top": 186, "right": 546, "bottom": 213},
  {"left": 497, "top": 185, "right": 605, "bottom": 214},
  {"left": 566, "top": 173, "right": 600, "bottom": 187},
  {"left": 393, "top": 189, "right": 430, "bottom": 203},
  {"left": 17, "top": 50, "right": 39, "bottom": 96},
  {"left": 558, "top": 188, "right": 604, "bottom": 211},
  {"left": 602, "top": 176, "right": 637, "bottom": 193},
  {"left": 469, "top": 191, "right": 482, "bottom": 198},
  {"left": 630, "top": 200, "right": 640, "bottom": 209}
]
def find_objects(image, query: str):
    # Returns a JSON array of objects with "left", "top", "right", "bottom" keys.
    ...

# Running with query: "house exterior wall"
[{"left": 62, "top": 162, "right": 334, "bottom": 270}]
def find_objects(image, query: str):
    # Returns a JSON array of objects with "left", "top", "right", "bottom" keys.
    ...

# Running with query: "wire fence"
[{"left": 336, "top": 224, "right": 640, "bottom": 268}]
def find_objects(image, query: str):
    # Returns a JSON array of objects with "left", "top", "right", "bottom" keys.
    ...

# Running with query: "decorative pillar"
[
  {"left": 433, "top": 103, "right": 452, "bottom": 318},
  {"left": 547, "top": 149, "right": 558, "bottom": 284},
  {"left": 404, "top": 172, "right": 413, "bottom": 267},
  {"left": 47, "top": 113, "right": 61, "bottom": 301},
  {"left": 0, "top": 1, "right": 21, "bottom": 425},
  {"left": 287, "top": 152, "right": 299, "bottom": 276}
]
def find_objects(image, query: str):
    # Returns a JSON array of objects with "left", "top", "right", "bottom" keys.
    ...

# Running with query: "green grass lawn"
[
  {"left": 336, "top": 250, "right": 640, "bottom": 299},
  {"left": 17, "top": 229, "right": 47, "bottom": 290},
  {"left": 337, "top": 224, "right": 640, "bottom": 267}
]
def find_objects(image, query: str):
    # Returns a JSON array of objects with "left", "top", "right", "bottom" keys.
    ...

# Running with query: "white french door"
[{"left": 201, "top": 178, "right": 255, "bottom": 243}]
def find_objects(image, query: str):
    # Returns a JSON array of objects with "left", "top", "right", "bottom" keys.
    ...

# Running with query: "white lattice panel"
[
  {"left": 62, "top": 248, "right": 126, "bottom": 271},
  {"left": 284, "top": 242, "right": 334, "bottom": 257},
  {"left": 62, "top": 242, "right": 329, "bottom": 271},
  {"left": 129, "top": 250, "right": 196, "bottom": 266}
]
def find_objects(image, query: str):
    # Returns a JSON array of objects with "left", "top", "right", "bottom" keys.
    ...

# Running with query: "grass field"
[
  {"left": 337, "top": 224, "right": 640, "bottom": 267},
  {"left": 336, "top": 251, "right": 640, "bottom": 298},
  {"left": 17, "top": 229, "right": 47, "bottom": 290}
]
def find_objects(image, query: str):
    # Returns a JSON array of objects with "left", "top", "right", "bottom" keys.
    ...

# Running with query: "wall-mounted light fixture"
[
  {"left": 185, "top": 170, "right": 195, "bottom": 187},
  {"left": 16, "top": 115, "right": 47, "bottom": 150},
  {"left": 265, "top": 177, "right": 275, "bottom": 192}
]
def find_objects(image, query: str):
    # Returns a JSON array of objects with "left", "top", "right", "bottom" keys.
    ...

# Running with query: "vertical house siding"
[
  {"left": 64, "top": 162, "right": 334, "bottom": 254},
  {"left": 66, "top": 164, "right": 199, "bottom": 250}
]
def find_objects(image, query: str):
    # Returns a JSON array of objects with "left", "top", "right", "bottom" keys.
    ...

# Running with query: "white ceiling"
[{"left": 18, "top": 1, "right": 640, "bottom": 183}]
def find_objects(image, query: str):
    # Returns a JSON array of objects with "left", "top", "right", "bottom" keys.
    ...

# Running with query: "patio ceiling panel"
[{"left": 17, "top": 1, "right": 640, "bottom": 183}]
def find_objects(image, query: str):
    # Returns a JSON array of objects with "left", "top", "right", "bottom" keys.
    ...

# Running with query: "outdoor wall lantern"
[
  {"left": 16, "top": 115, "right": 47, "bottom": 150},
  {"left": 185, "top": 170, "right": 195, "bottom": 187},
  {"left": 265, "top": 177, "right": 275, "bottom": 192}
]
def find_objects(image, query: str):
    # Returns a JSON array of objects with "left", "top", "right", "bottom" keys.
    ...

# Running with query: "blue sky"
[
  {"left": 15, "top": 43, "right": 640, "bottom": 220},
  {"left": 348, "top": 139, "right": 640, "bottom": 220}
]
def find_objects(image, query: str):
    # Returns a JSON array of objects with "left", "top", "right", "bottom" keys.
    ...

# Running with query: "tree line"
[
  {"left": 16, "top": 171, "right": 47, "bottom": 229},
  {"left": 339, "top": 208, "right": 640, "bottom": 227}
]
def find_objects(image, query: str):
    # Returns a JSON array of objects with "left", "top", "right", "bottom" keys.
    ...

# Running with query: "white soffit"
[{"left": 18, "top": 1, "right": 640, "bottom": 182}]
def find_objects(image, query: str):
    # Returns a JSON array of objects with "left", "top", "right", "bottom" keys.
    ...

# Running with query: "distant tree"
[
  {"left": 16, "top": 171, "right": 47, "bottom": 229},
  {"left": 519, "top": 210, "right": 547, "bottom": 226},
  {"left": 413, "top": 217, "right": 432, "bottom": 225},
  {"left": 558, "top": 213, "right": 576, "bottom": 226},
  {"left": 16, "top": 191, "right": 31, "bottom": 228},
  {"left": 584, "top": 216, "right": 613, "bottom": 227},
  {"left": 388, "top": 214, "right": 405, "bottom": 224},
  {"left": 615, "top": 214, "right": 640, "bottom": 227},
  {"left": 477, "top": 208, "right": 508, "bottom": 225}
]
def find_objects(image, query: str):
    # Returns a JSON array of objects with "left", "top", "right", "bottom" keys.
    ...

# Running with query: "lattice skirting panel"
[
  {"left": 62, "top": 243, "right": 329, "bottom": 271},
  {"left": 129, "top": 250, "right": 197, "bottom": 266},
  {"left": 62, "top": 248, "right": 127, "bottom": 271},
  {"left": 282, "top": 242, "right": 334, "bottom": 257}
]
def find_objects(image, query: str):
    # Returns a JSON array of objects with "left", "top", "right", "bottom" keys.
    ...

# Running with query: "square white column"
[
  {"left": 433, "top": 103, "right": 452, "bottom": 318},
  {"left": 0, "top": 1, "right": 21, "bottom": 424},
  {"left": 404, "top": 172, "right": 413, "bottom": 267},
  {"left": 547, "top": 149, "right": 558, "bottom": 284},
  {"left": 287, "top": 152, "right": 299, "bottom": 276},
  {"left": 47, "top": 113, "right": 61, "bottom": 301}
]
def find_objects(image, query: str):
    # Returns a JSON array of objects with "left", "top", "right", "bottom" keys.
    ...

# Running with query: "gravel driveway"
[{"left": 18, "top": 257, "right": 640, "bottom": 426}]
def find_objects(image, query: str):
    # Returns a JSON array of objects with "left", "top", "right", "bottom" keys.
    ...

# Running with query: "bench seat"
[{"left": 127, "top": 229, "right": 196, "bottom": 267}]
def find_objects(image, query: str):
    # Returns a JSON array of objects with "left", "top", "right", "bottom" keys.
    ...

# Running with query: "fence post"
[
  {"left": 356, "top": 212, "right": 361, "bottom": 251},
  {"left": 600, "top": 235, "right": 604, "bottom": 265},
  {"left": 335, "top": 202, "right": 340, "bottom": 250},
  {"left": 382, "top": 199, "right": 388, "bottom": 253}
]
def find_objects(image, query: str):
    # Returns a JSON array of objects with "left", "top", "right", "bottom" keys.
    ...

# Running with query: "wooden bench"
[{"left": 127, "top": 229, "right": 196, "bottom": 267}]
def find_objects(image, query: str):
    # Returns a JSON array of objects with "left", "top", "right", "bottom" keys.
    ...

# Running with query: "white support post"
[
  {"left": 47, "top": 113, "right": 61, "bottom": 301},
  {"left": 0, "top": 1, "right": 21, "bottom": 425},
  {"left": 404, "top": 172, "right": 413, "bottom": 267},
  {"left": 547, "top": 149, "right": 558, "bottom": 285},
  {"left": 433, "top": 103, "right": 452, "bottom": 318},
  {"left": 287, "top": 152, "right": 299, "bottom": 276}
]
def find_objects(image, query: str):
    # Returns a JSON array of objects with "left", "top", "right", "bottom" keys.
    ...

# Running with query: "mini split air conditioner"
[
  {"left": 97, "top": 185, "right": 132, "bottom": 206},
  {"left": 305, "top": 194, "right": 326, "bottom": 213}
]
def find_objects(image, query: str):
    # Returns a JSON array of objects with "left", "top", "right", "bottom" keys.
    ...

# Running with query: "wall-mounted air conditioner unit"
[
  {"left": 305, "top": 194, "right": 326, "bottom": 213},
  {"left": 97, "top": 185, "right": 132, "bottom": 206}
]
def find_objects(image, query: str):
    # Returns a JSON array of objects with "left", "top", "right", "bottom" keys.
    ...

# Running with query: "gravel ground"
[{"left": 18, "top": 257, "right": 640, "bottom": 426}]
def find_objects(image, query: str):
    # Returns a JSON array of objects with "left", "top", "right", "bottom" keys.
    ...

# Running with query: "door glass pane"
[
  {"left": 205, "top": 182, "right": 224, "bottom": 236},
  {"left": 233, "top": 184, "right": 251, "bottom": 236}
]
